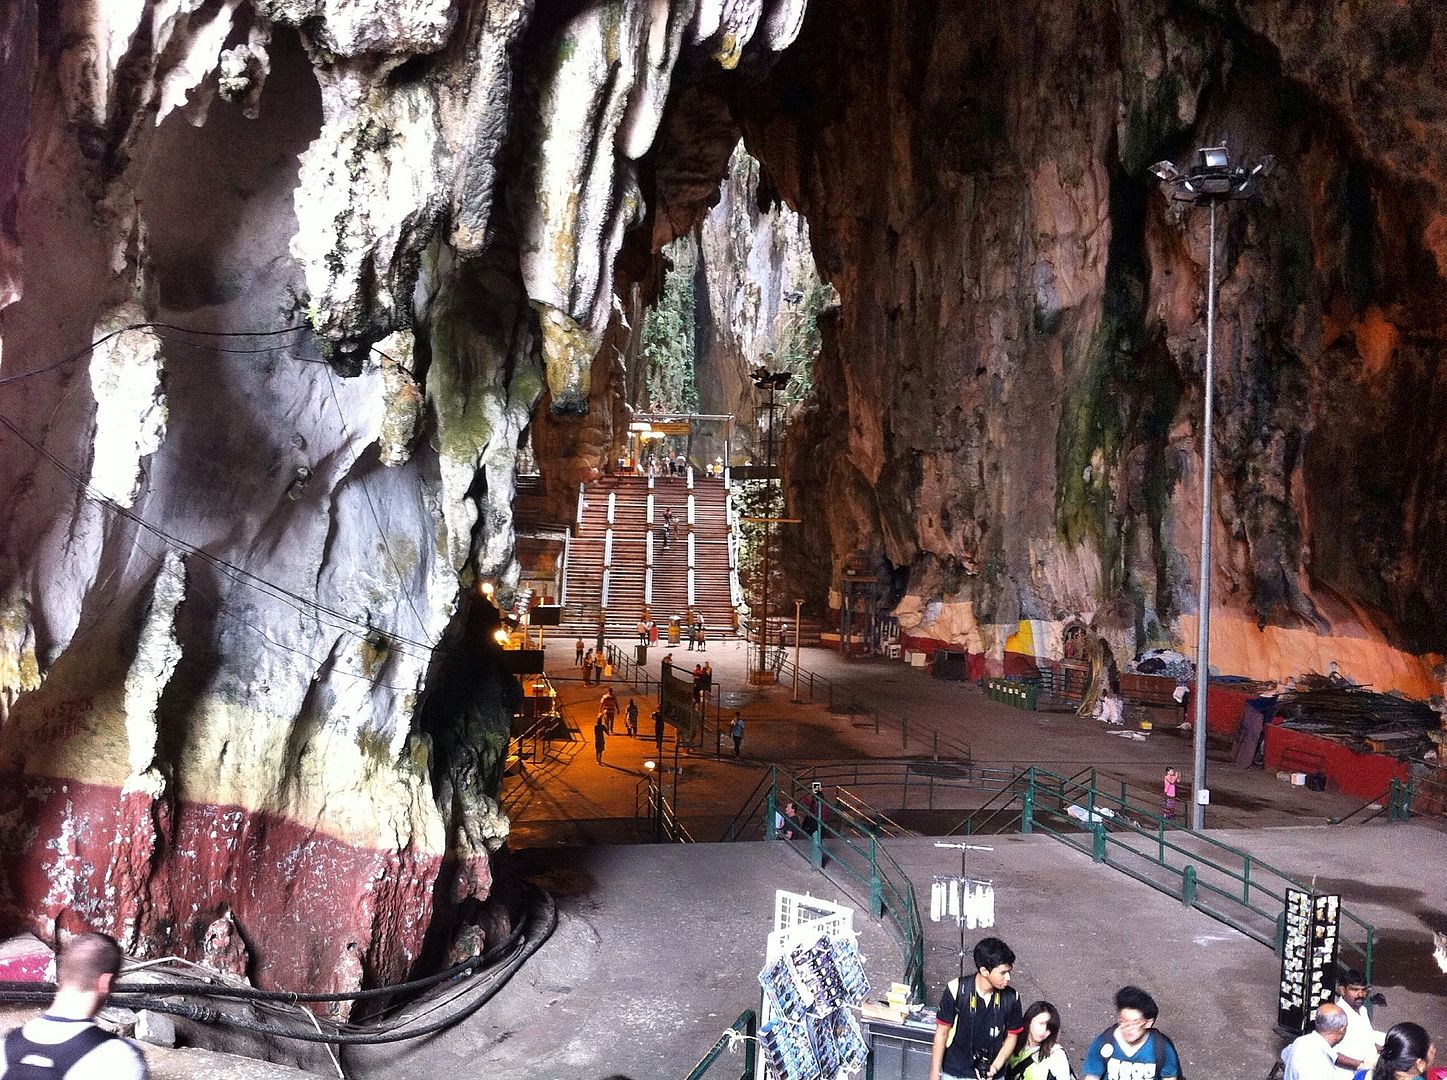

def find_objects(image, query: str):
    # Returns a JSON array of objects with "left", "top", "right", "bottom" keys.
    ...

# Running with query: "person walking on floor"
[
  {"left": 1162, "top": 768, "right": 1180, "bottom": 821},
  {"left": 626, "top": 698, "right": 639, "bottom": 737},
  {"left": 697, "top": 624, "right": 707, "bottom": 652},
  {"left": 600, "top": 688, "right": 618, "bottom": 734},
  {"left": 731, "top": 712, "right": 744, "bottom": 757},
  {"left": 574, "top": 638, "right": 584, "bottom": 665},
  {"left": 594, "top": 715, "right": 607, "bottom": 763},
  {"left": 582, "top": 649, "right": 594, "bottom": 686}
]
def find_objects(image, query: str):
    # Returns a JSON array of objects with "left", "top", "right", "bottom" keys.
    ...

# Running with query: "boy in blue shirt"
[{"left": 1082, "top": 986, "right": 1181, "bottom": 1080}]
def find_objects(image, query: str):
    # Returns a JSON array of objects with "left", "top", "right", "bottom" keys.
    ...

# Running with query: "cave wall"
[
  {"left": 738, "top": 0, "right": 1446, "bottom": 691},
  {"left": 0, "top": 0, "right": 806, "bottom": 994},
  {"left": 694, "top": 141, "right": 822, "bottom": 465}
]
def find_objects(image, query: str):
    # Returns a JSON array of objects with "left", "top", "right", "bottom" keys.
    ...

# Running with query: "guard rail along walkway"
[
  {"left": 949, "top": 765, "right": 1379, "bottom": 981},
  {"left": 720, "top": 766, "right": 927, "bottom": 1003}
]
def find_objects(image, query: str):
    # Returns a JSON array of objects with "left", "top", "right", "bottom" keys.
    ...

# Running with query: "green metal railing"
[
  {"left": 960, "top": 766, "right": 1378, "bottom": 981},
  {"left": 683, "top": 1009, "right": 757, "bottom": 1080},
  {"left": 722, "top": 767, "right": 926, "bottom": 1002}
]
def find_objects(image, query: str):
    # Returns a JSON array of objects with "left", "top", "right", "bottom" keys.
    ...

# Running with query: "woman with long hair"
[
  {"left": 1006, "top": 1000, "right": 1071, "bottom": 1080},
  {"left": 1370, "top": 1022, "right": 1436, "bottom": 1080}
]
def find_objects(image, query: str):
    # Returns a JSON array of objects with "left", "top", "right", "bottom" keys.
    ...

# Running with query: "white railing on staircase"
[
  {"left": 604, "top": 527, "right": 613, "bottom": 567},
  {"left": 647, "top": 492, "right": 654, "bottom": 523},
  {"left": 607, "top": 490, "right": 616, "bottom": 524},
  {"left": 602, "top": 567, "right": 610, "bottom": 609},
  {"left": 687, "top": 493, "right": 695, "bottom": 524},
  {"left": 645, "top": 566, "right": 653, "bottom": 605}
]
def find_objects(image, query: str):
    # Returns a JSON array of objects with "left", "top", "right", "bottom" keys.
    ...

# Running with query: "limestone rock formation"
[
  {"left": 741, "top": 0, "right": 1446, "bottom": 693},
  {"left": 1, "top": 0, "right": 1444, "bottom": 1015},
  {"left": 0, "top": 0, "right": 806, "bottom": 996}
]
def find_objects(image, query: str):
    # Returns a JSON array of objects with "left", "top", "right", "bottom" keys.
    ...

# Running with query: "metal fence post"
[
  {"left": 869, "top": 837, "right": 884, "bottom": 917},
  {"left": 902, "top": 714, "right": 909, "bottom": 750},
  {"left": 1092, "top": 823, "right": 1106, "bottom": 862},
  {"left": 1274, "top": 909, "right": 1286, "bottom": 955},
  {"left": 1021, "top": 773, "right": 1035, "bottom": 835},
  {"left": 933, "top": 731, "right": 939, "bottom": 762},
  {"left": 1242, "top": 854, "right": 1252, "bottom": 903},
  {"left": 1182, "top": 864, "right": 1198, "bottom": 908},
  {"left": 765, "top": 784, "right": 778, "bottom": 840},
  {"left": 811, "top": 817, "right": 824, "bottom": 869}
]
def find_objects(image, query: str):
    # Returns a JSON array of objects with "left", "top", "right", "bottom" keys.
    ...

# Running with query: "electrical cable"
[
  {"left": 0, "top": 322, "right": 309, "bottom": 387},
  {"left": 0, "top": 889, "right": 557, "bottom": 1046},
  {"left": 0, "top": 411, "right": 443, "bottom": 665}
]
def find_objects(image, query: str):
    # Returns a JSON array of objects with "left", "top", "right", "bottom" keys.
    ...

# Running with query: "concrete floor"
[{"left": 7, "top": 636, "right": 1443, "bottom": 1077}]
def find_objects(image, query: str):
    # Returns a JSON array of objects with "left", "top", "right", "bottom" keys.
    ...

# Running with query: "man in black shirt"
[{"left": 931, "top": 937, "right": 1022, "bottom": 1080}]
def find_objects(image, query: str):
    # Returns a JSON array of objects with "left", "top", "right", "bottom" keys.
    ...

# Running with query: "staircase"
[{"left": 559, "top": 472, "right": 737, "bottom": 636}]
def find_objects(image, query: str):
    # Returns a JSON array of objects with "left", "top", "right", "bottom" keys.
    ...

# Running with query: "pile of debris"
[
  {"left": 1275, "top": 673, "right": 1440, "bottom": 759},
  {"left": 1128, "top": 648, "right": 1195, "bottom": 681}
]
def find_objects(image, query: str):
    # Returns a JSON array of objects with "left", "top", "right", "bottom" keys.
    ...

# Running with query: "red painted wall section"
[
  {"left": 1193, "top": 682, "right": 1255, "bottom": 737},
  {"left": 4, "top": 777, "right": 457, "bottom": 992},
  {"left": 1264, "top": 727, "right": 1409, "bottom": 801}
]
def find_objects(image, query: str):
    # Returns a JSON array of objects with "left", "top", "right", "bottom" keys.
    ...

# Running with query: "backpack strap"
[{"left": 4, "top": 1022, "right": 116, "bottom": 1076}]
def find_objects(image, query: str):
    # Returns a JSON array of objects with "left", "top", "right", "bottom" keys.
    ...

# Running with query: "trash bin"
[
  {"left": 667, "top": 617, "right": 681, "bottom": 645},
  {"left": 635, "top": 643, "right": 648, "bottom": 665}
]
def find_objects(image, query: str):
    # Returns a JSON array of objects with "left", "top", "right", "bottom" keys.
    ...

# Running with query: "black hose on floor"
[{"left": 0, "top": 887, "right": 558, "bottom": 1046}]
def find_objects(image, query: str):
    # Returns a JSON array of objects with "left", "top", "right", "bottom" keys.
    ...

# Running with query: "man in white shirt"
[
  {"left": 1333, "top": 970, "right": 1383, "bottom": 1077},
  {"left": 1282, "top": 1004, "right": 1349, "bottom": 1080},
  {"left": 0, "top": 932, "right": 147, "bottom": 1078}
]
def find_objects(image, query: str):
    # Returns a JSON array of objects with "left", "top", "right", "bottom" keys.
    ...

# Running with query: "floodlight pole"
[
  {"left": 1149, "top": 145, "right": 1272, "bottom": 831},
  {"left": 1192, "top": 199, "right": 1217, "bottom": 833}
]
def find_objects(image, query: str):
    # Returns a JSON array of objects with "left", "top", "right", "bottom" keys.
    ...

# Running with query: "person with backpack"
[
  {"left": 1081, "top": 986, "right": 1181, "bottom": 1080},
  {"left": 1, "top": 932, "right": 148, "bottom": 1078},
  {"left": 1006, "top": 1001, "right": 1072, "bottom": 1080},
  {"left": 931, "top": 936, "right": 1023, "bottom": 1080}
]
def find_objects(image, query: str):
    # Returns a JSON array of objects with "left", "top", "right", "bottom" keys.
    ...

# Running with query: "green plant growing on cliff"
[
  {"left": 641, "top": 238, "right": 699, "bottom": 412},
  {"left": 771, "top": 278, "right": 831, "bottom": 406}
]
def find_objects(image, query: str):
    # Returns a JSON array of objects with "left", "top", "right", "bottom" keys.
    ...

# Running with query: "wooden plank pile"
[{"left": 1275, "top": 673, "right": 1439, "bottom": 758}]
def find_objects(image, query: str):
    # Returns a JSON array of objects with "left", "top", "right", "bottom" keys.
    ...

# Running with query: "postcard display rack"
[
  {"left": 758, "top": 891, "right": 871, "bottom": 1080},
  {"left": 1277, "top": 888, "right": 1341, "bottom": 1035}
]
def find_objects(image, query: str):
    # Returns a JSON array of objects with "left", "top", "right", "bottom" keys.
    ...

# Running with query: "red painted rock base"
[{"left": 1, "top": 776, "right": 474, "bottom": 992}]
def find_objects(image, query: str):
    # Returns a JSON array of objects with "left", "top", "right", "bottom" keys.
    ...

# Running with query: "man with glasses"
[{"left": 1082, "top": 986, "right": 1180, "bottom": 1080}]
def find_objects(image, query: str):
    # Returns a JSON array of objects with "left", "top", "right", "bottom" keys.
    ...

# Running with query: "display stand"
[
  {"left": 1277, "top": 888, "right": 1340, "bottom": 1035},
  {"left": 929, "top": 842, "right": 996, "bottom": 987},
  {"left": 757, "top": 890, "right": 871, "bottom": 1080}
]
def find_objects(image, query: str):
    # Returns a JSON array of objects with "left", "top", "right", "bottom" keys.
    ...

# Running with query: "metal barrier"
[
  {"left": 720, "top": 767, "right": 926, "bottom": 1002},
  {"left": 683, "top": 1010, "right": 757, "bottom": 1080},
  {"left": 768, "top": 652, "right": 974, "bottom": 765},
  {"left": 955, "top": 766, "right": 1378, "bottom": 981}
]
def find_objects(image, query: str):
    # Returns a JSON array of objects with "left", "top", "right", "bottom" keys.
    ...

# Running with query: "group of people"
[
  {"left": 639, "top": 452, "right": 689, "bottom": 478},
  {"left": 929, "top": 940, "right": 1437, "bottom": 1080},
  {"left": 930, "top": 937, "right": 1180, "bottom": 1080},
  {"left": 574, "top": 643, "right": 612, "bottom": 685},
  {"left": 1280, "top": 969, "right": 1437, "bottom": 1080},
  {"left": 593, "top": 688, "right": 642, "bottom": 763}
]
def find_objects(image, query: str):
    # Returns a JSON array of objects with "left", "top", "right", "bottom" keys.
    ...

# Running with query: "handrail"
[
  {"left": 955, "top": 766, "right": 1379, "bottom": 981},
  {"left": 724, "top": 767, "right": 926, "bottom": 1001},
  {"left": 770, "top": 652, "right": 974, "bottom": 765},
  {"left": 683, "top": 1010, "right": 757, "bottom": 1080},
  {"left": 635, "top": 777, "right": 694, "bottom": 844}
]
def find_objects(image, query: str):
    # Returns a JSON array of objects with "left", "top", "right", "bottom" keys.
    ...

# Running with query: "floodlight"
[
  {"left": 1201, "top": 146, "right": 1229, "bottom": 169},
  {"left": 1149, "top": 160, "right": 1181, "bottom": 182}
]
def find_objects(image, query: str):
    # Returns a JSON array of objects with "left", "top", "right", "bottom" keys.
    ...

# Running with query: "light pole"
[
  {"left": 792, "top": 598, "right": 804, "bottom": 703},
  {"left": 643, "top": 760, "right": 660, "bottom": 841},
  {"left": 750, "top": 362, "right": 792, "bottom": 681},
  {"left": 1150, "top": 145, "right": 1272, "bottom": 830}
]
